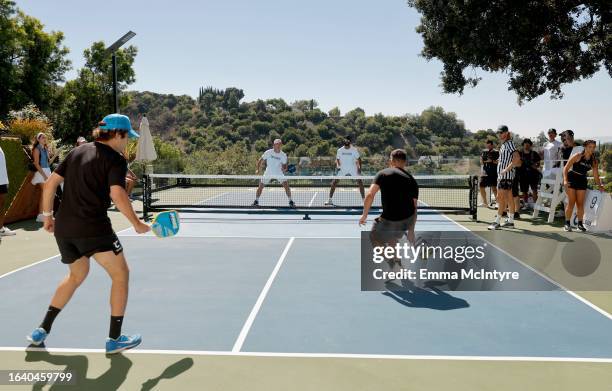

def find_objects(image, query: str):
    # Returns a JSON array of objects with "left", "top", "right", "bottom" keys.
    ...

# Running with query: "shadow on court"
[
  {"left": 382, "top": 282, "right": 469, "bottom": 311},
  {"left": 24, "top": 347, "right": 193, "bottom": 390}
]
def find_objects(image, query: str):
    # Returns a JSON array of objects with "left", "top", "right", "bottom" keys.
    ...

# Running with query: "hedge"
[{"left": 0, "top": 137, "right": 29, "bottom": 211}]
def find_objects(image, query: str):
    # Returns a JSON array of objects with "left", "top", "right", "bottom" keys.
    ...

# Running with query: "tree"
[
  {"left": 0, "top": 0, "right": 70, "bottom": 116},
  {"left": 53, "top": 42, "right": 137, "bottom": 142},
  {"left": 408, "top": 0, "right": 611, "bottom": 103}
]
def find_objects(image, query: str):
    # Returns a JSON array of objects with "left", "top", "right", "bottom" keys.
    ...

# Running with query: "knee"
[
  {"left": 112, "top": 265, "right": 130, "bottom": 283},
  {"left": 68, "top": 270, "right": 89, "bottom": 287}
]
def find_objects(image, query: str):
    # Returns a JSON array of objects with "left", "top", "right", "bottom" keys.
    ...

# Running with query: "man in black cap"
[
  {"left": 359, "top": 149, "right": 419, "bottom": 246},
  {"left": 518, "top": 138, "right": 542, "bottom": 207},
  {"left": 488, "top": 125, "right": 522, "bottom": 230},
  {"left": 560, "top": 130, "right": 583, "bottom": 166}
]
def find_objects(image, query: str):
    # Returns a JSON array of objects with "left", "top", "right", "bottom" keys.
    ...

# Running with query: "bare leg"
[
  {"left": 255, "top": 182, "right": 265, "bottom": 199},
  {"left": 282, "top": 182, "right": 292, "bottom": 200},
  {"left": 93, "top": 251, "right": 130, "bottom": 316},
  {"left": 49, "top": 257, "right": 90, "bottom": 309},
  {"left": 496, "top": 190, "right": 506, "bottom": 218},
  {"left": 575, "top": 190, "right": 586, "bottom": 221},
  {"left": 0, "top": 193, "right": 6, "bottom": 227},
  {"left": 479, "top": 186, "right": 487, "bottom": 205},
  {"left": 357, "top": 180, "right": 365, "bottom": 199},
  {"left": 38, "top": 184, "right": 44, "bottom": 214},
  {"left": 565, "top": 188, "right": 576, "bottom": 221},
  {"left": 328, "top": 179, "right": 338, "bottom": 199}
]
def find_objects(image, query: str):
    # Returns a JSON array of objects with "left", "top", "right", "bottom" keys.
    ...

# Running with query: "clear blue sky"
[{"left": 16, "top": 0, "right": 612, "bottom": 140}]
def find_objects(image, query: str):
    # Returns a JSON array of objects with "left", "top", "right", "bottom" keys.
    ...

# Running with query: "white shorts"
[
  {"left": 261, "top": 173, "right": 287, "bottom": 185},
  {"left": 337, "top": 168, "right": 359, "bottom": 177},
  {"left": 31, "top": 167, "right": 52, "bottom": 185}
]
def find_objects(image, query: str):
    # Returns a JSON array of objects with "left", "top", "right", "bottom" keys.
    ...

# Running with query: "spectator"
[
  {"left": 541, "top": 128, "right": 562, "bottom": 177},
  {"left": 478, "top": 140, "right": 498, "bottom": 207},
  {"left": 31, "top": 132, "right": 53, "bottom": 222},
  {"left": 559, "top": 130, "right": 583, "bottom": 165},
  {"left": 0, "top": 145, "right": 16, "bottom": 236},
  {"left": 76, "top": 136, "right": 87, "bottom": 147},
  {"left": 518, "top": 139, "right": 542, "bottom": 207}
]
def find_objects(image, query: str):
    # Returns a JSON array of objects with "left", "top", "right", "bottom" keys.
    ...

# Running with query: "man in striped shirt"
[{"left": 488, "top": 125, "right": 522, "bottom": 230}]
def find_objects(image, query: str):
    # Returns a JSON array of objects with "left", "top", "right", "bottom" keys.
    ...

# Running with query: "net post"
[
  {"left": 143, "top": 174, "right": 150, "bottom": 221},
  {"left": 469, "top": 175, "right": 478, "bottom": 220},
  {"left": 303, "top": 213, "right": 311, "bottom": 220}
]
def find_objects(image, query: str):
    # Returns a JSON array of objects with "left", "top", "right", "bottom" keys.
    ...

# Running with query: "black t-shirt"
[
  {"left": 481, "top": 149, "right": 499, "bottom": 175},
  {"left": 518, "top": 150, "right": 541, "bottom": 174},
  {"left": 54, "top": 142, "right": 127, "bottom": 238},
  {"left": 374, "top": 167, "right": 419, "bottom": 221}
]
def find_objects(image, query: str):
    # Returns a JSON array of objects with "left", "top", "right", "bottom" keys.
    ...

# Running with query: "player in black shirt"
[
  {"left": 359, "top": 149, "right": 419, "bottom": 246},
  {"left": 562, "top": 140, "right": 605, "bottom": 232},
  {"left": 27, "top": 114, "right": 150, "bottom": 354},
  {"left": 517, "top": 139, "right": 542, "bottom": 207},
  {"left": 478, "top": 140, "right": 499, "bottom": 208}
]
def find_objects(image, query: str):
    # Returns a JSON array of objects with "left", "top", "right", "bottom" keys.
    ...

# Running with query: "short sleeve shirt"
[
  {"left": 373, "top": 167, "right": 419, "bottom": 221},
  {"left": 54, "top": 142, "right": 127, "bottom": 238},
  {"left": 0, "top": 146, "right": 8, "bottom": 185},
  {"left": 336, "top": 146, "right": 360, "bottom": 171},
  {"left": 497, "top": 140, "right": 517, "bottom": 180},
  {"left": 262, "top": 149, "right": 287, "bottom": 175}
]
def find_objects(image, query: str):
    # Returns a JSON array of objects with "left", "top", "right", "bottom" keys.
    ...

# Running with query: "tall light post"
[{"left": 105, "top": 31, "right": 136, "bottom": 113}]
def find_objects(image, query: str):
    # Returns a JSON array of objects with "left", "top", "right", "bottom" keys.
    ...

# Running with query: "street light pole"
[
  {"left": 112, "top": 53, "right": 118, "bottom": 113},
  {"left": 106, "top": 31, "right": 136, "bottom": 113}
]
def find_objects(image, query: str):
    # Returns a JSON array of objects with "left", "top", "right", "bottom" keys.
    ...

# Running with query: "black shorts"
[
  {"left": 479, "top": 175, "right": 497, "bottom": 187},
  {"left": 497, "top": 178, "right": 513, "bottom": 191},
  {"left": 0, "top": 184, "right": 7, "bottom": 194},
  {"left": 567, "top": 172, "right": 588, "bottom": 190},
  {"left": 370, "top": 215, "right": 416, "bottom": 245},
  {"left": 519, "top": 173, "right": 541, "bottom": 194},
  {"left": 55, "top": 233, "right": 123, "bottom": 264}
]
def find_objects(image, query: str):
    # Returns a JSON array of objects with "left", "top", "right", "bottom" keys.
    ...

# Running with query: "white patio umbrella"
[{"left": 135, "top": 116, "right": 157, "bottom": 173}]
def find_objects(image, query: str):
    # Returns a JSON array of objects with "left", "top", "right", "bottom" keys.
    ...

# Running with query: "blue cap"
[{"left": 98, "top": 114, "right": 139, "bottom": 139}]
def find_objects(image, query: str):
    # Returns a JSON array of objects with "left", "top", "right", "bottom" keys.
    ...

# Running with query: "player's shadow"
[
  {"left": 382, "top": 281, "right": 469, "bottom": 311},
  {"left": 24, "top": 346, "right": 195, "bottom": 391},
  {"left": 25, "top": 347, "right": 132, "bottom": 390}
]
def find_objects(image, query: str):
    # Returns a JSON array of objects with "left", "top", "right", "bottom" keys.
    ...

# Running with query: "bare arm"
[
  {"left": 563, "top": 153, "right": 581, "bottom": 184},
  {"left": 359, "top": 184, "right": 379, "bottom": 224},
  {"left": 256, "top": 158, "right": 263, "bottom": 174},
  {"left": 356, "top": 158, "right": 362, "bottom": 173},
  {"left": 592, "top": 161, "right": 605, "bottom": 191},
  {"left": 41, "top": 173, "right": 63, "bottom": 232}
]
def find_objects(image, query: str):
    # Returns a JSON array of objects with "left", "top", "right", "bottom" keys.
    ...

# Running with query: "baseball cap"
[
  {"left": 76, "top": 136, "right": 87, "bottom": 143},
  {"left": 98, "top": 114, "right": 140, "bottom": 139},
  {"left": 273, "top": 138, "right": 282, "bottom": 144},
  {"left": 560, "top": 129, "right": 574, "bottom": 138},
  {"left": 496, "top": 125, "right": 509, "bottom": 134},
  {"left": 547, "top": 128, "right": 557, "bottom": 134}
]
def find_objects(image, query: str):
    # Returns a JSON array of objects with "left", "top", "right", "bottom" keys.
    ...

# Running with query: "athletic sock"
[
  {"left": 109, "top": 316, "right": 124, "bottom": 340},
  {"left": 40, "top": 306, "right": 61, "bottom": 333},
  {"left": 508, "top": 216, "right": 514, "bottom": 223},
  {"left": 494, "top": 215, "right": 500, "bottom": 223}
]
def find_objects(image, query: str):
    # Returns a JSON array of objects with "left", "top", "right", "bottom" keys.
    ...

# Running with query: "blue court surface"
[{"left": 1, "top": 211, "right": 612, "bottom": 361}]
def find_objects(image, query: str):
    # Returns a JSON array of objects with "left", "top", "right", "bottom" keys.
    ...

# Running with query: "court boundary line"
[
  {"left": 439, "top": 214, "right": 612, "bottom": 321},
  {"left": 232, "top": 237, "right": 295, "bottom": 352},
  {"left": 1, "top": 347, "right": 611, "bottom": 363},
  {"left": 0, "top": 226, "right": 134, "bottom": 281}
]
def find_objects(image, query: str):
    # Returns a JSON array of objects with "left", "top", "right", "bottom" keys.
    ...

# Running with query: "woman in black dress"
[{"left": 562, "top": 140, "right": 605, "bottom": 232}]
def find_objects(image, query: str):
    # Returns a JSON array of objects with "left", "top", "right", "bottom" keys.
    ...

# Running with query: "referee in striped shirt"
[{"left": 489, "top": 125, "right": 522, "bottom": 230}]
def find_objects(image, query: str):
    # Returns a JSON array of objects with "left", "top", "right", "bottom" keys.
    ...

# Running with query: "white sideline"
[
  {"left": 231, "top": 237, "right": 295, "bottom": 352},
  {"left": 1, "top": 346, "right": 611, "bottom": 363}
]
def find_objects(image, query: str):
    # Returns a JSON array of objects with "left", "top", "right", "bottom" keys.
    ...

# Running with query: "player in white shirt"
[
  {"left": 252, "top": 139, "right": 295, "bottom": 207},
  {"left": 541, "top": 128, "right": 562, "bottom": 177},
  {"left": 325, "top": 138, "right": 364, "bottom": 206},
  {"left": 0, "top": 146, "right": 16, "bottom": 236}
]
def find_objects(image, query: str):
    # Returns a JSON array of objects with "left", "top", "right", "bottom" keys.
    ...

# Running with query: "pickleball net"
[{"left": 143, "top": 174, "right": 478, "bottom": 218}]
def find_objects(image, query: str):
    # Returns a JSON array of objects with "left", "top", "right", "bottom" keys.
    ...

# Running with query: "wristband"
[{"left": 42, "top": 211, "right": 53, "bottom": 217}]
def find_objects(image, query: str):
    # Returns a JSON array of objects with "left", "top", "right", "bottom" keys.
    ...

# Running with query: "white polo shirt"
[
  {"left": 336, "top": 146, "right": 360, "bottom": 175},
  {"left": 542, "top": 139, "right": 562, "bottom": 173},
  {"left": 262, "top": 149, "right": 287, "bottom": 176},
  {"left": 0, "top": 146, "right": 8, "bottom": 186}
]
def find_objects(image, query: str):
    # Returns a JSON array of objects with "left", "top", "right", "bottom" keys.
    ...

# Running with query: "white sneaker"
[
  {"left": 0, "top": 227, "right": 16, "bottom": 236},
  {"left": 36, "top": 214, "right": 45, "bottom": 222}
]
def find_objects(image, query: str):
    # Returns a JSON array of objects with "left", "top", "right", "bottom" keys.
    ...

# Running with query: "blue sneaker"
[
  {"left": 27, "top": 327, "right": 48, "bottom": 346},
  {"left": 105, "top": 334, "right": 142, "bottom": 354}
]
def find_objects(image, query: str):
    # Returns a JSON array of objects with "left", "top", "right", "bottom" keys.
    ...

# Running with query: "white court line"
[
  {"left": 0, "top": 226, "right": 133, "bottom": 281},
  {"left": 308, "top": 192, "right": 318, "bottom": 207},
  {"left": 119, "top": 235, "right": 362, "bottom": 239},
  {"left": 438, "top": 213, "right": 612, "bottom": 321},
  {"left": 1, "top": 346, "right": 611, "bottom": 363},
  {"left": 232, "top": 237, "right": 295, "bottom": 352}
]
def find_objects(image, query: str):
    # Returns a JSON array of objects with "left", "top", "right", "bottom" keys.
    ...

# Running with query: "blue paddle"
[{"left": 151, "top": 210, "right": 180, "bottom": 238}]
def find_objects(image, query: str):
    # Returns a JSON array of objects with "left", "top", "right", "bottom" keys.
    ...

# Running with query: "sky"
[{"left": 15, "top": 0, "right": 612, "bottom": 140}]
